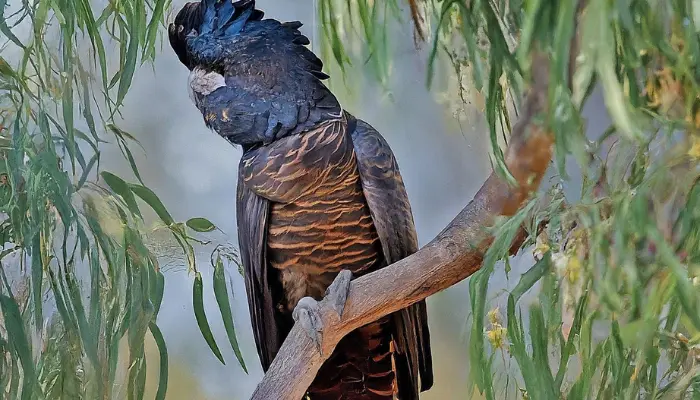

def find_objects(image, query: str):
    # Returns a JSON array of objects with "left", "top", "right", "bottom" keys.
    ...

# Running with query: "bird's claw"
[
  {"left": 325, "top": 269, "right": 352, "bottom": 318},
  {"left": 292, "top": 270, "right": 353, "bottom": 356}
]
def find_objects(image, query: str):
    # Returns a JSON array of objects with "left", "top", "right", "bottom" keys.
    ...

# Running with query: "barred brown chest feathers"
[
  {"left": 237, "top": 112, "right": 431, "bottom": 399},
  {"left": 240, "top": 116, "right": 383, "bottom": 312}
]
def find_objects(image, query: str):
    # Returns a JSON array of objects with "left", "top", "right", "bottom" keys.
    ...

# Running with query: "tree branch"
[{"left": 252, "top": 6, "right": 585, "bottom": 398}]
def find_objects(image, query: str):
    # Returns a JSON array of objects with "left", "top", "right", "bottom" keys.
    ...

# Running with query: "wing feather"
[
  {"left": 347, "top": 113, "right": 434, "bottom": 399},
  {"left": 236, "top": 171, "right": 285, "bottom": 371}
]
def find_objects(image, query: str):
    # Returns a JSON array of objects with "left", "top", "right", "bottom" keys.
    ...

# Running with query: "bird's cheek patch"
[{"left": 188, "top": 67, "right": 226, "bottom": 96}]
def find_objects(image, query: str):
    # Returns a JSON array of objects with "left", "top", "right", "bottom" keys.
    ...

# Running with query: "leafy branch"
[{"left": 0, "top": 1, "right": 247, "bottom": 399}]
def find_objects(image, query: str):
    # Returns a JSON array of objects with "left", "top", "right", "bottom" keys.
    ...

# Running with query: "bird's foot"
[
  {"left": 292, "top": 270, "right": 353, "bottom": 355},
  {"left": 292, "top": 297, "right": 324, "bottom": 354}
]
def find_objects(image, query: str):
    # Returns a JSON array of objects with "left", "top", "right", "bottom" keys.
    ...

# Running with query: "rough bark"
[{"left": 251, "top": 7, "right": 584, "bottom": 398}]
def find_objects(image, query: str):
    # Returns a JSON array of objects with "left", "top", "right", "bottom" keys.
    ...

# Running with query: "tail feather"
[{"left": 307, "top": 316, "right": 396, "bottom": 400}]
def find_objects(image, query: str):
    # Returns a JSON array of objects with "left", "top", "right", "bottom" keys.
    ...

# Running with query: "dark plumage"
[{"left": 169, "top": 1, "right": 433, "bottom": 398}]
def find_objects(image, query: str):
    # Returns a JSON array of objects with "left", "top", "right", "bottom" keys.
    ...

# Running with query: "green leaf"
[
  {"left": 458, "top": 5, "right": 484, "bottom": 91},
  {"left": 426, "top": 0, "right": 459, "bottom": 88},
  {"left": 468, "top": 264, "right": 495, "bottom": 399},
  {"left": 150, "top": 265, "right": 165, "bottom": 317},
  {"left": 510, "top": 252, "right": 551, "bottom": 303},
  {"left": 76, "top": 152, "right": 99, "bottom": 190},
  {"left": 0, "top": 294, "right": 37, "bottom": 400},
  {"left": 0, "top": 0, "right": 26, "bottom": 48},
  {"left": 186, "top": 217, "right": 216, "bottom": 233},
  {"left": 515, "top": 0, "right": 544, "bottom": 67},
  {"left": 129, "top": 183, "right": 174, "bottom": 225},
  {"left": 172, "top": 230, "right": 197, "bottom": 272},
  {"left": 485, "top": 52, "right": 516, "bottom": 186},
  {"left": 213, "top": 256, "right": 247, "bottom": 372},
  {"left": 88, "top": 247, "right": 103, "bottom": 338},
  {"left": 100, "top": 171, "right": 143, "bottom": 220},
  {"left": 107, "top": 124, "right": 146, "bottom": 185},
  {"left": 506, "top": 294, "right": 540, "bottom": 398},
  {"left": 586, "top": 0, "right": 643, "bottom": 142},
  {"left": 66, "top": 267, "right": 100, "bottom": 368},
  {"left": 528, "top": 304, "right": 557, "bottom": 398},
  {"left": 193, "top": 272, "right": 225, "bottom": 364},
  {"left": 149, "top": 322, "right": 169, "bottom": 400},
  {"left": 30, "top": 235, "right": 43, "bottom": 330},
  {"left": 143, "top": 0, "right": 168, "bottom": 61},
  {"left": 483, "top": 198, "right": 537, "bottom": 270}
]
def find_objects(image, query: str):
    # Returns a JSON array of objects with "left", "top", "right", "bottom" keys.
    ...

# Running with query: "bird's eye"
[{"left": 177, "top": 25, "right": 184, "bottom": 33}]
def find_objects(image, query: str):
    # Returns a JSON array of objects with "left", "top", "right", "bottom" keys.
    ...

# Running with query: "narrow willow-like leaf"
[
  {"left": 457, "top": 5, "right": 484, "bottom": 91},
  {"left": 171, "top": 229, "right": 197, "bottom": 272},
  {"left": 76, "top": 61, "right": 101, "bottom": 150},
  {"left": 213, "top": 255, "right": 247, "bottom": 372},
  {"left": 318, "top": 0, "right": 350, "bottom": 72},
  {"left": 468, "top": 265, "right": 495, "bottom": 399},
  {"left": 65, "top": 266, "right": 100, "bottom": 368},
  {"left": 482, "top": 198, "right": 536, "bottom": 269},
  {"left": 652, "top": 230, "right": 700, "bottom": 330},
  {"left": 149, "top": 322, "right": 169, "bottom": 400},
  {"left": 130, "top": 184, "right": 174, "bottom": 226},
  {"left": 510, "top": 253, "right": 551, "bottom": 302},
  {"left": 426, "top": 0, "right": 459, "bottom": 88},
  {"left": 116, "top": 9, "right": 141, "bottom": 108},
  {"left": 60, "top": 0, "right": 77, "bottom": 174},
  {"left": 485, "top": 53, "right": 516, "bottom": 185},
  {"left": 31, "top": 235, "right": 43, "bottom": 330},
  {"left": 0, "top": 294, "right": 38, "bottom": 400},
  {"left": 127, "top": 256, "right": 151, "bottom": 400},
  {"left": 88, "top": 244, "right": 102, "bottom": 338},
  {"left": 144, "top": 0, "right": 169, "bottom": 61},
  {"left": 587, "top": 0, "right": 642, "bottom": 142},
  {"left": 108, "top": 124, "right": 146, "bottom": 185},
  {"left": 149, "top": 263, "right": 165, "bottom": 317},
  {"left": 100, "top": 171, "right": 143, "bottom": 219},
  {"left": 515, "top": 0, "right": 544, "bottom": 66},
  {"left": 76, "top": 152, "right": 99, "bottom": 190},
  {"left": 506, "top": 295, "right": 540, "bottom": 398},
  {"left": 528, "top": 304, "right": 557, "bottom": 398},
  {"left": 9, "top": 350, "right": 19, "bottom": 400},
  {"left": 0, "top": 0, "right": 25, "bottom": 48},
  {"left": 193, "top": 271, "right": 225, "bottom": 364},
  {"left": 555, "top": 288, "right": 590, "bottom": 389}
]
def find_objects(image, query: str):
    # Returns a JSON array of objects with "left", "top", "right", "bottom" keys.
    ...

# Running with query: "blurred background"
[{"left": 92, "top": 1, "right": 611, "bottom": 398}]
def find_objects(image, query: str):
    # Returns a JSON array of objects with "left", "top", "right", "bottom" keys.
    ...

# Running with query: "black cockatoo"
[{"left": 168, "top": 1, "right": 433, "bottom": 398}]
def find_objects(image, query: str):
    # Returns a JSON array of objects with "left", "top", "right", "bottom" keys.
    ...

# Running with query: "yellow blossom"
[
  {"left": 486, "top": 325, "right": 507, "bottom": 349},
  {"left": 533, "top": 237, "right": 550, "bottom": 260},
  {"left": 487, "top": 307, "right": 501, "bottom": 325}
]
